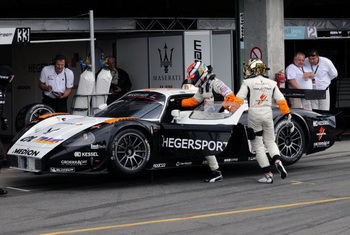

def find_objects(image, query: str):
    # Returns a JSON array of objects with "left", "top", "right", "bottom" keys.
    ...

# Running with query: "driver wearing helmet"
[
  {"left": 233, "top": 58, "right": 290, "bottom": 184},
  {"left": 179, "top": 61, "right": 237, "bottom": 183}
]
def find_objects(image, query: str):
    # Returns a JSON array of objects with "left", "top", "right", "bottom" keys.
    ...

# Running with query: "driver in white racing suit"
[
  {"left": 233, "top": 58, "right": 291, "bottom": 184},
  {"left": 178, "top": 61, "right": 237, "bottom": 182}
]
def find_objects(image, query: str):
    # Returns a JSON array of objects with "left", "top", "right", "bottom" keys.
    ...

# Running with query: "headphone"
[{"left": 50, "top": 54, "right": 68, "bottom": 67}]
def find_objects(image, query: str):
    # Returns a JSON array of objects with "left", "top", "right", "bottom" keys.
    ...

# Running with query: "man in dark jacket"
[{"left": 98, "top": 57, "right": 132, "bottom": 105}]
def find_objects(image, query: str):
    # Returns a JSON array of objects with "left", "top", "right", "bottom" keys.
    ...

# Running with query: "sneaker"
[
  {"left": 0, "top": 188, "right": 7, "bottom": 195},
  {"left": 258, "top": 174, "right": 273, "bottom": 184},
  {"left": 275, "top": 161, "right": 288, "bottom": 179},
  {"left": 205, "top": 170, "right": 223, "bottom": 183}
]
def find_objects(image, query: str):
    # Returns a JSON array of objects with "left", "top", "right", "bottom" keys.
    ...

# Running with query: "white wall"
[
  {"left": 212, "top": 33, "right": 233, "bottom": 89},
  {"left": 116, "top": 38, "right": 149, "bottom": 90}
]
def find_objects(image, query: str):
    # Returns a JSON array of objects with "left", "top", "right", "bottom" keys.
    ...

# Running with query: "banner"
[
  {"left": 184, "top": 31, "right": 212, "bottom": 74},
  {"left": 149, "top": 36, "right": 183, "bottom": 88},
  {"left": 0, "top": 27, "right": 30, "bottom": 44}
]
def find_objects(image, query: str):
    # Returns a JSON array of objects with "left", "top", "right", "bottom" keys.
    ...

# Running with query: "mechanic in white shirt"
[
  {"left": 304, "top": 49, "right": 338, "bottom": 111},
  {"left": 233, "top": 58, "right": 290, "bottom": 184},
  {"left": 39, "top": 54, "right": 74, "bottom": 112},
  {"left": 179, "top": 61, "right": 236, "bottom": 183},
  {"left": 285, "top": 52, "right": 313, "bottom": 110}
]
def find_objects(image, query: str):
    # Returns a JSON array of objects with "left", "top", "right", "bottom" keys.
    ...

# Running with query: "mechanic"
[
  {"left": 0, "top": 65, "right": 15, "bottom": 195},
  {"left": 232, "top": 58, "right": 290, "bottom": 184},
  {"left": 304, "top": 49, "right": 338, "bottom": 111},
  {"left": 175, "top": 61, "right": 237, "bottom": 183},
  {"left": 39, "top": 54, "right": 74, "bottom": 112}
]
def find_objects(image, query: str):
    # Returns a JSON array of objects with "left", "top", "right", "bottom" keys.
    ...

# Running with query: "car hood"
[{"left": 7, "top": 115, "right": 112, "bottom": 159}]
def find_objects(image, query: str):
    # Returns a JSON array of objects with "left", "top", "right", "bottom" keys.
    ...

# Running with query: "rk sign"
[{"left": 0, "top": 27, "right": 31, "bottom": 45}]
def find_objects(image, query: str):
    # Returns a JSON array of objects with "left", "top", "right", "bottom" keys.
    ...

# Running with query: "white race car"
[{"left": 7, "top": 88, "right": 337, "bottom": 177}]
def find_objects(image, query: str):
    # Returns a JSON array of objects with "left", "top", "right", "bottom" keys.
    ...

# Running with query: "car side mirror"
[{"left": 171, "top": 109, "right": 181, "bottom": 123}]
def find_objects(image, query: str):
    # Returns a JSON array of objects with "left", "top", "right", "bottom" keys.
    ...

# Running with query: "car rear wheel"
[
  {"left": 108, "top": 129, "right": 150, "bottom": 177},
  {"left": 15, "top": 103, "right": 55, "bottom": 132},
  {"left": 275, "top": 118, "right": 305, "bottom": 165}
]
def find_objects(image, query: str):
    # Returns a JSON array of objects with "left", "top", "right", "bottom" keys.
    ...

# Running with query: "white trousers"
[
  {"left": 205, "top": 155, "right": 219, "bottom": 171},
  {"left": 311, "top": 89, "right": 330, "bottom": 111},
  {"left": 248, "top": 107, "right": 280, "bottom": 169}
]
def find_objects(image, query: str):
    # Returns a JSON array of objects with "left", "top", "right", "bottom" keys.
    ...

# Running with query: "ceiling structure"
[{"left": 1, "top": 0, "right": 350, "bottom": 19}]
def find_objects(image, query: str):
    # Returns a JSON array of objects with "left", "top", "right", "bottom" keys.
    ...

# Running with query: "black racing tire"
[
  {"left": 108, "top": 129, "right": 150, "bottom": 177},
  {"left": 275, "top": 118, "right": 305, "bottom": 165},
  {"left": 15, "top": 103, "right": 55, "bottom": 132}
]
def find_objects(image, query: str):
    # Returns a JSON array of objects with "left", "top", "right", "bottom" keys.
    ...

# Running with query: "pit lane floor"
[{"left": 1, "top": 136, "right": 350, "bottom": 235}]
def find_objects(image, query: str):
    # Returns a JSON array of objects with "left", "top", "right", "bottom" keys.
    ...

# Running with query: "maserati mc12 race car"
[{"left": 7, "top": 88, "right": 337, "bottom": 177}]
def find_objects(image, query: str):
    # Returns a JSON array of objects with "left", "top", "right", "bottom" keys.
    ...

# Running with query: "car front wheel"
[
  {"left": 108, "top": 129, "right": 150, "bottom": 177},
  {"left": 275, "top": 118, "right": 305, "bottom": 165}
]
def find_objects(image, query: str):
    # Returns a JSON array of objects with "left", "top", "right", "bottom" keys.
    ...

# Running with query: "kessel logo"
[{"left": 158, "top": 43, "right": 173, "bottom": 73}]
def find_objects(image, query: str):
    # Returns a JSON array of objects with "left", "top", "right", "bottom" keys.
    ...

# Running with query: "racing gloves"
[
  {"left": 276, "top": 99, "right": 290, "bottom": 115},
  {"left": 181, "top": 97, "right": 200, "bottom": 107}
]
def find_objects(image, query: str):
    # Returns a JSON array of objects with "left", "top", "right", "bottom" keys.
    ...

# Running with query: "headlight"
[{"left": 62, "top": 132, "right": 96, "bottom": 147}]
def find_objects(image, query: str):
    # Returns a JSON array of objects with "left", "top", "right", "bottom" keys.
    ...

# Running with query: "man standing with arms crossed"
[{"left": 304, "top": 49, "right": 338, "bottom": 111}]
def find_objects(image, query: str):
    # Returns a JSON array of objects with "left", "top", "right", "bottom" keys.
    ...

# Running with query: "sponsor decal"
[
  {"left": 176, "top": 161, "right": 192, "bottom": 167},
  {"left": 34, "top": 136, "right": 64, "bottom": 144},
  {"left": 257, "top": 94, "right": 267, "bottom": 106},
  {"left": 12, "top": 148, "right": 40, "bottom": 156},
  {"left": 313, "top": 141, "right": 330, "bottom": 148},
  {"left": 20, "top": 136, "right": 38, "bottom": 142},
  {"left": 162, "top": 137, "right": 227, "bottom": 152},
  {"left": 317, "top": 127, "right": 326, "bottom": 141},
  {"left": 43, "top": 127, "right": 60, "bottom": 134},
  {"left": 153, "top": 163, "right": 166, "bottom": 168},
  {"left": 74, "top": 152, "right": 99, "bottom": 157},
  {"left": 61, "top": 160, "right": 88, "bottom": 166},
  {"left": 248, "top": 156, "right": 256, "bottom": 161},
  {"left": 59, "top": 122, "right": 83, "bottom": 126},
  {"left": 224, "top": 158, "right": 238, "bottom": 162},
  {"left": 50, "top": 167, "right": 75, "bottom": 173},
  {"left": 90, "top": 144, "right": 106, "bottom": 149},
  {"left": 313, "top": 120, "right": 336, "bottom": 128}
]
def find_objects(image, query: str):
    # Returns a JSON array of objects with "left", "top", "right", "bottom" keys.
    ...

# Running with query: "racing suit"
[
  {"left": 234, "top": 75, "right": 290, "bottom": 172},
  {"left": 181, "top": 73, "right": 236, "bottom": 181}
]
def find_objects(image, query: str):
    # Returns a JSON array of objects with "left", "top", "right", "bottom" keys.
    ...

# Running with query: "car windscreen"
[{"left": 94, "top": 92, "right": 165, "bottom": 119}]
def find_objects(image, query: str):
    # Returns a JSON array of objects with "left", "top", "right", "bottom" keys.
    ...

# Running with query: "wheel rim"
[
  {"left": 29, "top": 107, "right": 53, "bottom": 122},
  {"left": 113, "top": 132, "right": 149, "bottom": 171},
  {"left": 276, "top": 125, "right": 303, "bottom": 159}
]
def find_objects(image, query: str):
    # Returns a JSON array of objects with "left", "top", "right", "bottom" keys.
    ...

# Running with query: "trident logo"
[{"left": 158, "top": 43, "right": 174, "bottom": 73}]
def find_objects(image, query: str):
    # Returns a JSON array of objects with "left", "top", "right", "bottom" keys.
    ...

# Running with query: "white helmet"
[
  {"left": 186, "top": 61, "right": 208, "bottom": 87},
  {"left": 243, "top": 58, "right": 269, "bottom": 78}
]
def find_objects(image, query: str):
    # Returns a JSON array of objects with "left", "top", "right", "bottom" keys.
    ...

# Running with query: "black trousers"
[{"left": 42, "top": 94, "right": 68, "bottom": 112}]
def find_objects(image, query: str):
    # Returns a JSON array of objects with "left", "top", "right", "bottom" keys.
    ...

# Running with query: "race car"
[{"left": 7, "top": 88, "right": 337, "bottom": 177}]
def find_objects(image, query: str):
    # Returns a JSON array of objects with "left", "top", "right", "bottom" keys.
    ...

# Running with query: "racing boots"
[
  {"left": 205, "top": 170, "right": 223, "bottom": 183},
  {"left": 275, "top": 160, "right": 288, "bottom": 179},
  {"left": 258, "top": 174, "right": 273, "bottom": 184},
  {"left": 0, "top": 188, "right": 7, "bottom": 195}
]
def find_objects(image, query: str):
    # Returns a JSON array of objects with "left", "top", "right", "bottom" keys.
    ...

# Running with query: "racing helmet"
[
  {"left": 186, "top": 61, "right": 208, "bottom": 87},
  {"left": 243, "top": 58, "right": 269, "bottom": 78}
]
